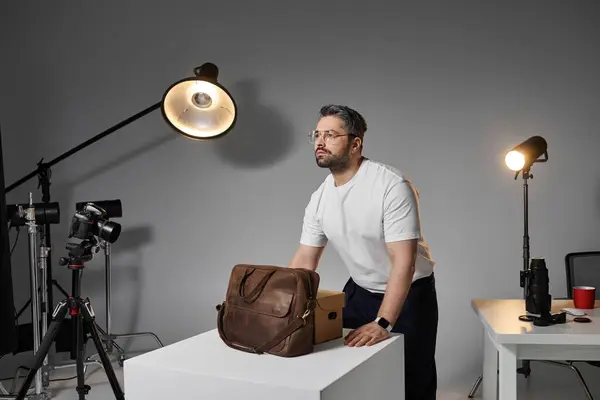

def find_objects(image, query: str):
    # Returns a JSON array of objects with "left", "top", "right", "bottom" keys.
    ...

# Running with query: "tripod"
[{"left": 14, "top": 242, "right": 125, "bottom": 400}]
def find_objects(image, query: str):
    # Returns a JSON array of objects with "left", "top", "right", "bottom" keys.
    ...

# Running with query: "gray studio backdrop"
[{"left": 1, "top": 0, "right": 599, "bottom": 396}]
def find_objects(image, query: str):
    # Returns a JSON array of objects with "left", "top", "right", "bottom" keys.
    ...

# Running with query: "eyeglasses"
[{"left": 308, "top": 130, "right": 357, "bottom": 144}]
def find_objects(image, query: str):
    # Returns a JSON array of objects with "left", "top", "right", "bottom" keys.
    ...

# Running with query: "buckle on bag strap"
[{"left": 301, "top": 299, "right": 317, "bottom": 323}]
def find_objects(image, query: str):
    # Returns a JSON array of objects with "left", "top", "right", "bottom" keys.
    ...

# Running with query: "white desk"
[
  {"left": 123, "top": 328, "right": 404, "bottom": 400},
  {"left": 472, "top": 299, "right": 600, "bottom": 400}
]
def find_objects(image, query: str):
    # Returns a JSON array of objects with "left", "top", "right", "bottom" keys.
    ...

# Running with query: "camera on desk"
[{"left": 519, "top": 258, "right": 566, "bottom": 326}]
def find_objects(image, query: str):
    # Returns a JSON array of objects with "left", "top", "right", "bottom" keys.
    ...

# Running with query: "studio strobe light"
[{"left": 6, "top": 202, "right": 60, "bottom": 227}]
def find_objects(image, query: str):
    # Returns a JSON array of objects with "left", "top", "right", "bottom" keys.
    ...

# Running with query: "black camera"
[
  {"left": 519, "top": 258, "right": 566, "bottom": 326},
  {"left": 68, "top": 202, "right": 121, "bottom": 244},
  {"left": 523, "top": 258, "right": 551, "bottom": 316}
]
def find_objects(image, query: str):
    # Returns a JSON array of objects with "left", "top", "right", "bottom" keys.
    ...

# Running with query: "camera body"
[
  {"left": 60, "top": 202, "right": 122, "bottom": 269},
  {"left": 522, "top": 258, "right": 552, "bottom": 317},
  {"left": 519, "top": 258, "right": 566, "bottom": 326},
  {"left": 68, "top": 202, "right": 121, "bottom": 244}
]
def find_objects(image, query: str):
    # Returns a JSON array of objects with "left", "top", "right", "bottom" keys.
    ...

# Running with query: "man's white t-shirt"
[{"left": 300, "top": 157, "right": 435, "bottom": 294}]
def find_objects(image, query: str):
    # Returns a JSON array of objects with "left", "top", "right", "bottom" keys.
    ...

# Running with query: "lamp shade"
[
  {"left": 161, "top": 63, "right": 237, "bottom": 140},
  {"left": 505, "top": 136, "right": 547, "bottom": 171}
]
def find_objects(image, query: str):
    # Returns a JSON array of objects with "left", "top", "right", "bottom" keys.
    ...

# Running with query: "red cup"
[{"left": 573, "top": 286, "right": 596, "bottom": 309}]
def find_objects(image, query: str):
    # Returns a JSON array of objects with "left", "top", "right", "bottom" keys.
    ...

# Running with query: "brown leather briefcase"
[{"left": 216, "top": 264, "right": 320, "bottom": 357}]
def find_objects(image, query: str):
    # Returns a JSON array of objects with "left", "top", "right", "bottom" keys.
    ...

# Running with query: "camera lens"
[{"left": 97, "top": 220, "right": 121, "bottom": 243}]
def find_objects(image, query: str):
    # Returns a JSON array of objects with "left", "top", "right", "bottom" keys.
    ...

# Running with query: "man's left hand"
[{"left": 344, "top": 322, "right": 390, "bottom": 347}]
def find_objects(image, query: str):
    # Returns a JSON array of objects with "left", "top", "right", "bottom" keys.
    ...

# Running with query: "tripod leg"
[
  {"left": 75, "top": 313, "right": 89, "bottom": 400},
  {"left": 16, "top": 300, "right": 69, "bottom": 400},
  {"left": 81, "top": 300, "right": 125, "bottom": 400}
]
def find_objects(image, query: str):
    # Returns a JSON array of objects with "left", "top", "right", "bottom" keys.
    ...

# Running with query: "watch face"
[{"left": 377, "top": 317, "right": 390, "bottom": 328}]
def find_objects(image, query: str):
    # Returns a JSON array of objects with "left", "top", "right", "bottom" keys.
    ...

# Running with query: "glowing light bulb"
[
  {"left": 192, "top": 92, "right": 213, "bottom": 108},
  {"left": 505, "top": 150, "right": 525, "bottom": 171}
]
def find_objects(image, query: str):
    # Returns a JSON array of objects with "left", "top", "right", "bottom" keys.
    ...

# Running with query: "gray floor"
[
  {"left": 2, "top": 358, "right": 599, "bottom": 399},
  {"left": 444, "top": 361, "right": 600, "bottom": 400},
  {"left": 0, "top": 358, "right": 125, "bottom": 400}
]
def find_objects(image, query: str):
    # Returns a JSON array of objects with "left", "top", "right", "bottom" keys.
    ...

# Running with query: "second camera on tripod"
[{"left": 69, "top": 200, "right": 122, "bottom": 244}]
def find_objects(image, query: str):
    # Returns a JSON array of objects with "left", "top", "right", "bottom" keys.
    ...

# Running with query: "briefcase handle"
[{"left": 238, "top": 269, "right": 276, "bottom": 303}]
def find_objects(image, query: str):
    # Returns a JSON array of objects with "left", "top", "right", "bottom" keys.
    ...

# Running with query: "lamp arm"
[{"left": 5, "top": 101, "right": 162, "bottom": 193}]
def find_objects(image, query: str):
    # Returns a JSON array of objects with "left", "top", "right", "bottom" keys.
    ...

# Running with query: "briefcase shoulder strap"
[
  {"left": 254, "top": 298, "right": 316, "bottom": 353},
  {"left": 217, "top": 299, "right": 316, "bottom": 354}
]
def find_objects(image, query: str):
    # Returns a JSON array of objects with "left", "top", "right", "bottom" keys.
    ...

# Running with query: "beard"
[{"left": 315, "top": 144, "right": 351, "bottom": 171}]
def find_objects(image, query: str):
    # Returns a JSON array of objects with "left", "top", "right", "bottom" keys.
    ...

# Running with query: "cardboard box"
[{"left": 314, "top": 289, "right": 345, "bottom": 344}]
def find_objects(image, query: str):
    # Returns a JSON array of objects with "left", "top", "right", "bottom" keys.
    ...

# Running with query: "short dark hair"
[{"left": 318, "top": 104, "right": 367, "bottom": 139}]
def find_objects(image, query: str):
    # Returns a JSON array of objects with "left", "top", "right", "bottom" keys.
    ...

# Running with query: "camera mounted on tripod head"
[
  {"left": 59, "top": 202, "right": 122, "bottom": 270},
  {"left": 68, "top": 202, "right": 121, "bottom": 244}
]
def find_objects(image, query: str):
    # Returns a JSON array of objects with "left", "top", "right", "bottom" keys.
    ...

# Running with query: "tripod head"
[{"left": 58, "top": 238, "right": 100, "bottom": 270}]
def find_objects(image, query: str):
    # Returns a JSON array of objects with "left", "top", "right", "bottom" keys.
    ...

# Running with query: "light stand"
[
  {"left": 9, "top": 201, "right": 61, "bottom": 348},
  {"left": 512, "top": 139, "right": 548, "bottom": 377},
  {"left": 11, "top": 164, "right": 70, "bottom": 342},
  {"left": 24, "top": 196, "right": 44, "bottom": 399},
  {"left": 2, "top": 62, "right": 237, "bottom": 397},
  {"left": 468, "top": 135, "right": 549, "bottom": 398},
  {"left": 98, "top": 239, "right": 163, "bottom": 364},
  {"left": 521, "top": 167, "right": 531, "bottom": 299},
  {"left": 1, "top": 195, "right": 56, "bottom": 400},
  {"left": 513, "top": 163, "right": 534, "bottom": 378}
]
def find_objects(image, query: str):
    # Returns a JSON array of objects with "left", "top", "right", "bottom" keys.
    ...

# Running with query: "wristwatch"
[{"left": 375, "top": 316, "right": 393, "bottom": 332}]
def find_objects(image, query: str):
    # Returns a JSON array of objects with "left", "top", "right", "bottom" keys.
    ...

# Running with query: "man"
[{"left": 288, "top": 104, "right": 438, "bottom": 400}]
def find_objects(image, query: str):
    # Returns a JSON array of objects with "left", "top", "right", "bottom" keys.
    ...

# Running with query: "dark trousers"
[{"left": 342, "top": 274, "right": 438, "bottom": 400}]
